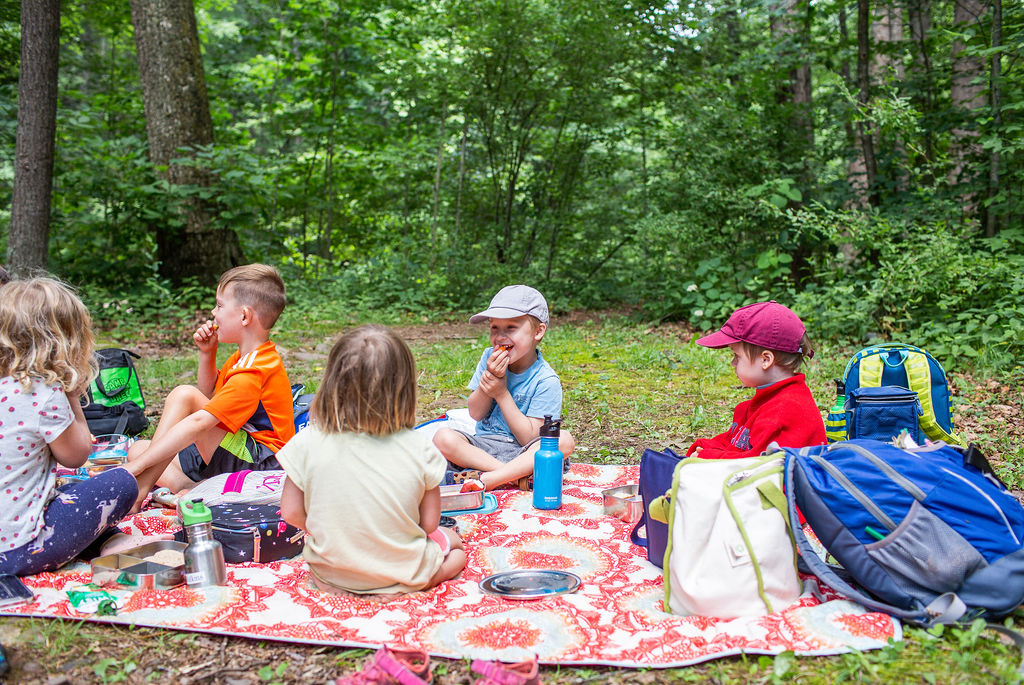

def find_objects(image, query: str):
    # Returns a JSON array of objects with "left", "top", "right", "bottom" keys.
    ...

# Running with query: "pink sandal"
[
  {"left": 335, "top": 646, "right": 432, "bottom": 684},
  {"left": 470, "top": 656, "right": 541, "bottom": 685}
]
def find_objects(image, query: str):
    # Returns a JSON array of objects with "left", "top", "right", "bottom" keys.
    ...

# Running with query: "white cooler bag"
[{"left": 652, "top": 453, "right": 802, "bottom": 619}]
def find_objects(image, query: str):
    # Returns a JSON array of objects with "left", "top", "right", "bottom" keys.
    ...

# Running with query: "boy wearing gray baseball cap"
[{"left": 433, "top": 285, "right": 575, "bottom": 490}]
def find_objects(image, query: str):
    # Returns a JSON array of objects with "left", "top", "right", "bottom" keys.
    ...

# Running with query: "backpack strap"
[
  {"left": 756, "top": 479, "right": 788, "bottom": 519},
  {"left": 113, "top": 410, "right": 130, "bottom": 437},
  {"left": 630, "top": 519, "right": 646, "bottom": 546},
  {"left": 858, "top": 354, "right": 884, "bottom": 388},
  {"left": 92, "top": 349, "right": 140, "bottom": 400},
  {"left": 904, "top": 351, "right": 962, "bottom": 445}
]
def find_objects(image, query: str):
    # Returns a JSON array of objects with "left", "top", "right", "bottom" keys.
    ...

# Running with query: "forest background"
[{"left": 0, "top": 0, "right": 1022, "bottom": 373}]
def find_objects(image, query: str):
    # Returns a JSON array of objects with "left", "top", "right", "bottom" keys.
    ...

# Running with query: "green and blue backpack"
[
  {"left": 82, "top": 348, "right": 149, "bottom": 436},
  {"left": 825, "top": 343, "right": 961, "bottom": 446}
]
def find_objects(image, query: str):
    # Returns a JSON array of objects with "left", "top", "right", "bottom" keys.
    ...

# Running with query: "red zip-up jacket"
[{"left": 686, "top": 374, "right": 826, "bottom": 459}]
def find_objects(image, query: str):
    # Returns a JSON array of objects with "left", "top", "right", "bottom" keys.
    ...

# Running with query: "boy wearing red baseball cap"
[{"left": 687, "top": 301, "right": 826, "bottom": 459}]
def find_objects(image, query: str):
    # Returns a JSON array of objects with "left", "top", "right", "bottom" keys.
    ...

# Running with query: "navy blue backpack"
[
  {"left": 630, "top": 447, "right": 684, "bottom": 568},
  {"left": 783, "top": 439, "right": 1024, "bottom": 625}
]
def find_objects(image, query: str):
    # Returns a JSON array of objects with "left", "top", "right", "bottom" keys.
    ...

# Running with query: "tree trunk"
[
  {"left": 770, "top": 0, "right": 813, "bottom": 186},
  {"left": 8, "top": 0, "right": 60, "bottom": 277},
  {"left": 855, "top": 0, "right": 878, "bottom": 206},
  {"left": 130, "top": 0, "right": 242, "bottom": 286},
  {"left": 948, "top": 0, "right": 988, "bottom": 202},
  {"left": 871, "top": 4, "right": 904, "bottom": 80},
  {"left": 907, "top": 0, "right": 936, "bottom": 166},
  {"left": 431, "top": 100, "right": 447, "bottom": 253},
  {"left": 872, "top": 3, "right": 907, "bottom": 190},
  {"left": 986, "top": 0, "right": 1002, "bottom": 237},
  {"left": 839, "top": 3, "right": 863, "bottom": 205},
  {"left": 454, "top": 118, "right": 467, "bottom": 240}
]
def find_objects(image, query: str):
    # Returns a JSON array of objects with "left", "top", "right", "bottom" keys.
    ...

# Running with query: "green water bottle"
[
  {"left": 831, "top": 379, "right": 846, "bottom": 413},
  {"left": 826, "top": 379, "right": 847, "bottom": 442},
  {"left": 179, "top": 499, "right": 227, "bottom": 588}
]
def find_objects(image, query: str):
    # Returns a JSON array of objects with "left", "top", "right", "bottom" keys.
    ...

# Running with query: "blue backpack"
[
  {"left": 630, "top": 446, "right": 684, "bottom": 568},
  {"left": 825, "top": 343, "right": 961, "bottom": 446},
  {"left": 783, "top": 439, "right": 1024, "bottom": 625},
  {"left": 290, "top": 383, "right": 314, "bottom": 432}
]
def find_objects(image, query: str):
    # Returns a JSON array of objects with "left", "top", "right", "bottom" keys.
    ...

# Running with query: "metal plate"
[{"left": 479, "top": 570, "right": 581, "bottom": 600}]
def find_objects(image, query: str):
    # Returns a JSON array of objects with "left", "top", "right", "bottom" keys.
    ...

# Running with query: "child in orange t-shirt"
[{"left": 126, "top": 264, "right": 295, "bottom": 510}]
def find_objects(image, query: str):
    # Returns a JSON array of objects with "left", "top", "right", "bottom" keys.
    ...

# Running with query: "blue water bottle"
[{"left": 533, "top": 415, "right": 563, "bottom": 510}]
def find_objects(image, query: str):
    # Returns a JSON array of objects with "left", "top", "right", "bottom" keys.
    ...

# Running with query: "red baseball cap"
[{"left": 696, "top": 301, "right": 809, "bottom": 355}]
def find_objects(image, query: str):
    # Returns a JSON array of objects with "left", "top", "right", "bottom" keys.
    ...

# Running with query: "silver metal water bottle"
[{"left": 179, "top": 498, "right": 227, "bottom": 588}]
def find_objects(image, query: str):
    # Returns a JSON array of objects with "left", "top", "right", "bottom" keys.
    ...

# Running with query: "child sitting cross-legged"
[
  {"left": 687, "top": 300, "right": 826, "bottom": 459},
  {"left": 433, "top": 284, "right": 575, "bottom": 490},
  {"left": 0, "top": 278, "right": 138, "bottom": 576},
  {"left": 126, "top": 264, "right": 295, "bottom": 511},
  {"left": 277, "top": 325, "right": 466, "bottom": 595}
]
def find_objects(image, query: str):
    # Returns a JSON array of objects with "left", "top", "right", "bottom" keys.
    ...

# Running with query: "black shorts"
[{"left": 178, "top": 429, "right": 279, "bottom": 482}]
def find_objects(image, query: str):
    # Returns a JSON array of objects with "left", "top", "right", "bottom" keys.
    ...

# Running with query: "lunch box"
[
  {"left": 91, "top": 540, "right": 187, "bottom": 590},
  {"left": 174, "top": 503, "right": 304, "bottom": 563},
  {"left": 602, "top": 484, "right": 643, "bottom": 523},
  {"left": 440, "top": 484, "right": 485, "bottom": 513}
]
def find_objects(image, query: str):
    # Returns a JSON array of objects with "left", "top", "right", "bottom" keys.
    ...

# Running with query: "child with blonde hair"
[
  {"left": 277, "top": 325, "right": 466, "bottom": 595},
  {"left": 0, "top": 278, "right": 137, "bottom": 576}
]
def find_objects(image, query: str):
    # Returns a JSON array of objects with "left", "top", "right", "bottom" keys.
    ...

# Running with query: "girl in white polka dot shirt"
[{"left": 0, "top": 278, "right": 137, "bottom": 576}]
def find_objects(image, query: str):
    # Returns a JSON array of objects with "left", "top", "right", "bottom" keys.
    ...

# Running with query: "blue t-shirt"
[{"left": 468, "top": 348, "right": 562, "bottom": 441}]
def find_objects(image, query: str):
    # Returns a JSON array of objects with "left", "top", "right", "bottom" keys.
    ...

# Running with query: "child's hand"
[
  {"left": 478, "top": 369, "right": 507, "bottom": 398},
  {"left": 193, "top": 320, "right": 219, "bottom": 352},
  {"left": 486, "top": 346, "right": 510, "bottom": 378}
]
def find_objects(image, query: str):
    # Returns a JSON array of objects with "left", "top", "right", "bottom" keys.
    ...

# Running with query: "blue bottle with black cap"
[{"left": 533, "top": 415, "right": 563, "bottom": 510}]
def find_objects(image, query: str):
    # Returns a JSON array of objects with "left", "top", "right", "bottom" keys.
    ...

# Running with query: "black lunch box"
[{"left": 175, "top": 503, "right": 304, "bottom": 563}]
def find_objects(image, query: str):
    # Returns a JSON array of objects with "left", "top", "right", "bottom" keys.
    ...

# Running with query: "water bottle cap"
[
  {"left": 178, "top": 498, "right": 213, "bottom": 526},
  {"left": 539, "top": 414, "right": 561, "bottom": 438}
]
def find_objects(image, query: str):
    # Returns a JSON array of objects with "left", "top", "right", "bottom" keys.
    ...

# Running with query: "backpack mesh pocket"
[{"left": 866, "top": 500, "right": 986, "bottom": 597}]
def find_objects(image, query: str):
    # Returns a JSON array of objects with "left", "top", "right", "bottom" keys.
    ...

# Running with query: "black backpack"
[{"left": 82, "top": 348, "right": 149, "bottom": 436}]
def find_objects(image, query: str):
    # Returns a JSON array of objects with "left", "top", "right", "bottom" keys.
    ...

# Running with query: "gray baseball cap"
[{"left": 470, "top": 285, "right": 549, "bottom": 324}]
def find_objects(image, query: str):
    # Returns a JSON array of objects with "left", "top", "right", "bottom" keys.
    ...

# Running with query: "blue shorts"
[{"left": 178, "top": 429, "right": 279, "bottom": 482}]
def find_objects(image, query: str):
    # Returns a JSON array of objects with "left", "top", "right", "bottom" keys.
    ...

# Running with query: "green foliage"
[
  {"left": 93, "top": 657, "right": 137, "bottom": 683},
  {"left": 257, "top": 662, "right": 288, "bottom": 683},
  {"left": 0, "top": 0, "right": 1022, "bottom": 371},
  {"left": 788, "top": 206, "right": 1024, "bottom": 368},
  {"left": 79, "top": 276, "right": 212, "bottom": 340}
]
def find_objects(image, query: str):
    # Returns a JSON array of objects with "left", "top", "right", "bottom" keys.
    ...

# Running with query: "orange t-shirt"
[{"left": 204, "top": 340, "right": 295, "bottom": 452}]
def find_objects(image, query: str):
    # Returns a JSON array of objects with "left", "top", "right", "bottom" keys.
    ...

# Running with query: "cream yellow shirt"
[{"left": 276, "top": 427, "right": 447, "bottom": 593}]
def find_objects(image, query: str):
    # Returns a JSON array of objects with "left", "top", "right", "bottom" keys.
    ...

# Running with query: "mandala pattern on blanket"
[{"left": 1, "top": 463, "right": 901, "bottom": 668}]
